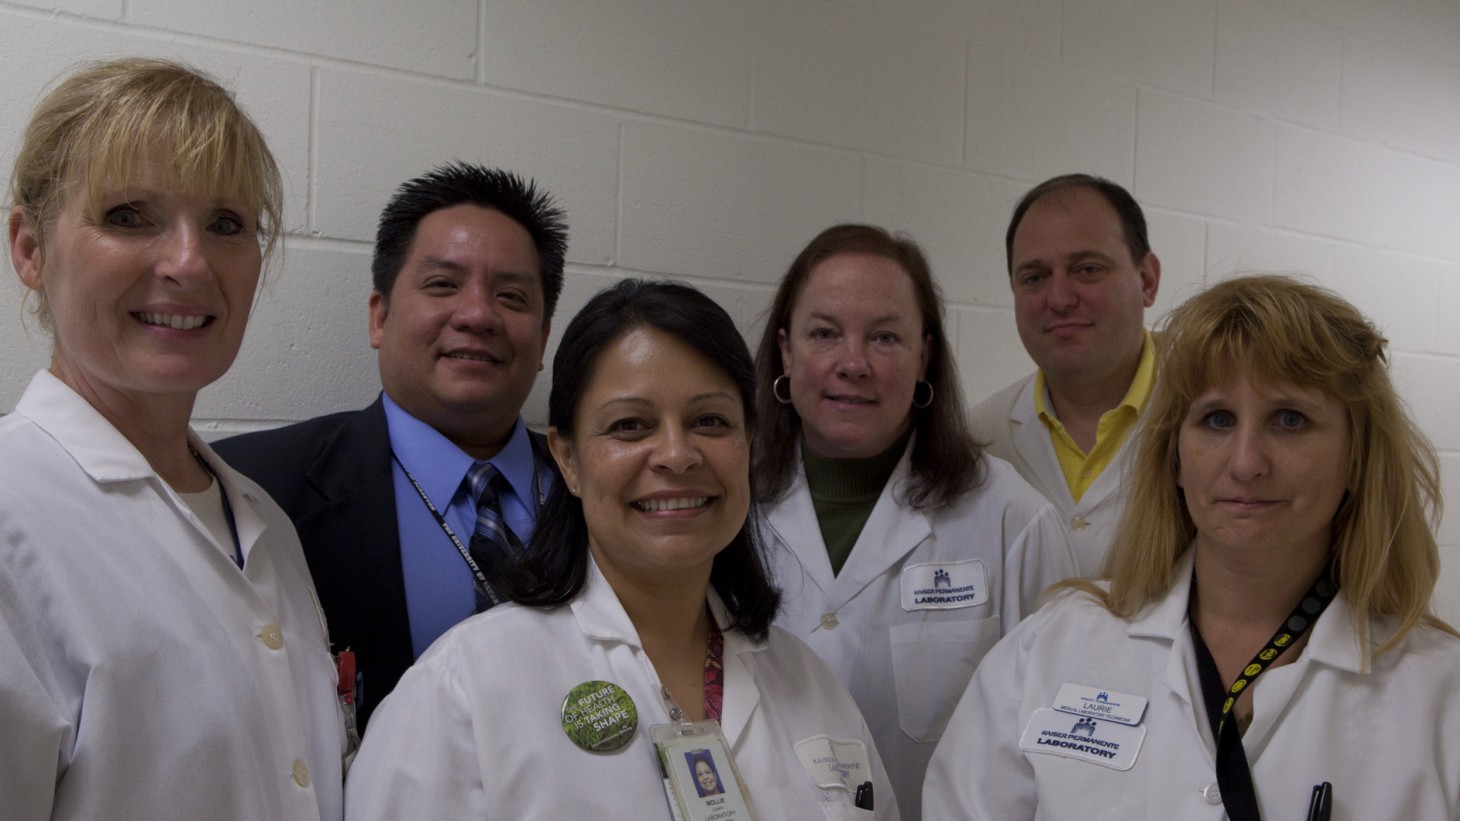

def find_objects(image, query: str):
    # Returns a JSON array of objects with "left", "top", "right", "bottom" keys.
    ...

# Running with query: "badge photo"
[{"left": 653, "top": 721, "right": 759, "bottom": 821}]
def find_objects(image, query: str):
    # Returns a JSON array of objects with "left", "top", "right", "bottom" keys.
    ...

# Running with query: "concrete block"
[
  {"left": 750, "top": 0, "right": 965, "bottom": 165},
  {"left": 1325, "top": 248, "right": 1439, "bottom": 354},
  {"left": 1343, "top": 42, "right": 1460, "bottom": 167},
  {"left": 875, "top": 0, "right": 1061, "bottom": 60},
  {"left": 1436, "top": 538, "right": 1460, "bottom": 625},
  {"left": 1273, "top": 126, "right": 1387, "bottom": 246},
  {"left": 199, "top": 243, "right": 380, "bottom": 422},
  {"left": 1392, "top": 351, "right": 1460, "bottom": 452},
  {"left": 1381, "top": 152, "right": 1460, "bottom": 263},
  {"left": 1062, "top": 0, "right": 1217, "bottom": 97},
  {"left": 862, "top": 158, "right": 1030, "bottom": 309},
  {"left": 1206, "top": 223, "right": 1335, "bottom": 280},
  {"left": 531, "top": 268, "right": 776, "bottom": 427},
  {"left": 1214, "top": 0, "right": 1341, "bottom": 131},
  {"left": 619, "top": 121, "right": 861, "bottom": 286},
  {"left": 955, "top": 305, "right": 1033, "bottom": 407},
  {"left": 132, "top": 0, "right": 476, "bottom": 79},
  {"left": 481, "top": 0, "right": 752, "bottom": 127},
  {"left": 1433, "top": 263, "right": 1460, "bottom": 356},
  {"left": 965, "top": 46, "right": 1137, "bottom": 184},
  {"left": 1135, "top": 90, "right": 1273, "bottom": 223},
  {"left": 5, "top": 0, "right": 119, "bottom": 17},
  {"left": 314, "top": 68, "right": 619, "bottom": 268},
  {"left": 1144, "top": 209, "right": 1208, "bottom": 320},
  {"left": 1273, "top": 0, "right": 1460, "bottom": 66},
  {"left": 0, "top": 281, "right": 51, "bottom": 414},
  {"left": 0, "top": 16, "right": 311, "bottom": 233},
  {"left": 1437, "top": 454, "right": 1460, "bottom": 621}
]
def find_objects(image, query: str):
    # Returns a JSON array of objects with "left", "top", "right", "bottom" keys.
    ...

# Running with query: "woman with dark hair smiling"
[
  {"left": 754, "top": 224, "right": 1076, "bottom": 818},
  {"left": 348, "top": 279, "right": 897, "bottom": 819}
]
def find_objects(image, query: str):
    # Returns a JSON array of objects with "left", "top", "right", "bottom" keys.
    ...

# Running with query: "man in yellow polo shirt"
[{"left": 970, "top": 174, "right": 1160, "bottom": 576}]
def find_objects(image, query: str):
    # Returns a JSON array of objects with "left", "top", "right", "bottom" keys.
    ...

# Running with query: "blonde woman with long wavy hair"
[{"left": 926, "top": 275, "right": 1460, "bottom": 820}]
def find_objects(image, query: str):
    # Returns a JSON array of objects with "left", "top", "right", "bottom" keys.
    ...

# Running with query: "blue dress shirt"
[{"left": 382, "top": 394, "right": 544, "bottom": 658}]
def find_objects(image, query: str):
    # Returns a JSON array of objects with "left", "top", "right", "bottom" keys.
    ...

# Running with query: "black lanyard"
[
  {"left": 389, "top": 438, "right": 552, "bottom": 609},
  {"left": 394, "top": 454, "right": 505, "bottom": 608},
  {"left": 1190, "top": 569, "right": 1338, "bottom": 821},
  {"left": 189, "top": 444, "right": 244, "bottom": 569}
]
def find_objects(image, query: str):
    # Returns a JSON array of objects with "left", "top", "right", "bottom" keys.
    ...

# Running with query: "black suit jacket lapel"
[{"left": 298, "top": 397, "right": 414, "bottom": 728}]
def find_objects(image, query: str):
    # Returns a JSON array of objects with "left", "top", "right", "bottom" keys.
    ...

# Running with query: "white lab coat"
[
  {"left": 345, "top": 558, "right": 900, "bottom": 820},
  {"left": 0, "top": 371, "right": 345, "bottom": 821},
  {"left": 763, "top": 448, "right": 1077, "bottom": 820},
  {"left": 925, "top": 550, "right": 1460, "bottom": 820},
  {"left": 969, "top": 373, "right": 1140, "bottom": 576}
]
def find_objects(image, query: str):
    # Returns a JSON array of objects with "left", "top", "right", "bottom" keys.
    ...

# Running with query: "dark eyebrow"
[
  {"left": 1063, "top": 250, "right": 1119, "bottom": 265},
  {"left": 417, "top": 255, "right": 466, "bottom": 273},
  {"left": 807, "top": 310, "right": 905, "bottom": 326}
]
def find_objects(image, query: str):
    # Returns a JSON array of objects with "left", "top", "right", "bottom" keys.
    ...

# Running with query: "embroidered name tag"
[
  {"left": 1052, "top": 683, "right": 1148, "bottom": 726},
  {"left": 900, "top": 559, "right": 988, "bottom": 611},
  {"left": 1019, "top": 707, "right": 1145, "bottom": 771},
  {"left": 793, "top": 735, "right": 870, "bottom": 791}
]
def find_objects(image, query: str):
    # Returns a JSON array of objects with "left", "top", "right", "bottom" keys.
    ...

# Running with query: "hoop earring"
[
  {"left": 912, "top": 380, "right": 934, "bottom": 410},
  {"left": 773, "top": 375, "right": 793, "bottom": 405}
]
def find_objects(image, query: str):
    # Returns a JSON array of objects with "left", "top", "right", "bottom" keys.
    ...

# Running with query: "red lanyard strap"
[{"left": 703, "top": 620, "right": 724, "bottom": 722}]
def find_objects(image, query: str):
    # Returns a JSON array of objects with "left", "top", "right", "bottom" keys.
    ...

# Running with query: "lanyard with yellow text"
[{"left": 1190, "top": 568, "right": 1338, "bottom": 821}]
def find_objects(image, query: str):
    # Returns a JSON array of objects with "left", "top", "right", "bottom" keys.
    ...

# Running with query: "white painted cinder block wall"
[{"left": 2, "top": 0, "right": 1459, "bottom": 614}]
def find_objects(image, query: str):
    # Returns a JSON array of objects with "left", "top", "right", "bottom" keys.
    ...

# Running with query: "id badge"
[{"left": 652, "top": 721, "right": 760, "bottom": 821}]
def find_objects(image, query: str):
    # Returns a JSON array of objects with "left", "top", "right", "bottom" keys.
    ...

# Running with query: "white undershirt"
[{"left": 176, "top": 479, "right": 236, "bottom": 562}]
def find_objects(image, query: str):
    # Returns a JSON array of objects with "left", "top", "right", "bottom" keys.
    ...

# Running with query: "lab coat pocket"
[
  {"left": 889, "top": 617, "right": 1000, "bottom": 742},
  {"left": 819, "top": 803, "right": 875, "bottom": 821}
]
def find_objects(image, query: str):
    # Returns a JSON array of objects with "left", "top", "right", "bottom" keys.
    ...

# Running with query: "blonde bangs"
[
  {"left": 12, "top": 58, "right": 282, "bottom": 263},
  {"left": 1158, "top": 276, "right": 1380, "bottom": 417},
  {"left": 72, "top": 68, "right": 282, "bottom": 260}
]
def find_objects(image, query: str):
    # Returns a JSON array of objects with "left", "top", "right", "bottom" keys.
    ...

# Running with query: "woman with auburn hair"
[
  {"left": 1, "top": 58, "right": 343, "bottom": 820},
  {"left": 754, "top": 223, "right": 1076, "bottom": 818},
  {"left": 926, "top": 275, "right": 1460, "bottom": 820}
]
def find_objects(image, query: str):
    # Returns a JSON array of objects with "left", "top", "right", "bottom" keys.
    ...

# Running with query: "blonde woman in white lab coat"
[
  {"left": 752, "top": 224, "right": 1078, "bottom": 819},
  {"left": 926, "top": 275, "right": 1460, "bottom": 819},
  {"left": 1, "top": 58, "right": 344, "bottom": 820}
]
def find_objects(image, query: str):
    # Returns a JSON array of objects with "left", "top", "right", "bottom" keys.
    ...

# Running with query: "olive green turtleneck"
[{"left": 801, "top": 429, "right": 912, "bottom": 575}]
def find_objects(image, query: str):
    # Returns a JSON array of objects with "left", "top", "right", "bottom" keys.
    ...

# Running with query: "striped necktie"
[{"left": 464, "top": 461, "right": 524, "bottom": 612}]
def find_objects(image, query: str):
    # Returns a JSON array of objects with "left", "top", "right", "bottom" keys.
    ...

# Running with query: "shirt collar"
[
  {"left": 1034, "top": 329, "right": 1157, "bottom": 426},
  {"left": 381, "top": 391, "right": 537, "bottom": 507},
  {"left": 571, "top": 555, "right": 766, "bottom": 653},
  {"left": 16, "top": 369, "right": 168, "bottom": 484},
  {"left": 1128, "top": 545, "right": 1372, "bottom": 674}
]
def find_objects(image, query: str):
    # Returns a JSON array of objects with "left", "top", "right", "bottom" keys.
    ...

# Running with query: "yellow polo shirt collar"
[{"left": 1034, "top": 330, "right": 1155, "bottom": 502}]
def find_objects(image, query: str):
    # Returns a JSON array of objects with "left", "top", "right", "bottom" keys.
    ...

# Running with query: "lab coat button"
[
  {"left": 1071, "top": 515, "right": 1088, "bottom": 532},
  {"left": 291, "top": 759, "right": 310, "bottom": 788},
  {"left": 1202, "top": 783, "right": 1222, "bottom": 805},
  {"left": 820, "top": 613, "right": 839, "bottom": 630},
  {"left": 260, "top": 623, "right": 284, "bottom": 650}
]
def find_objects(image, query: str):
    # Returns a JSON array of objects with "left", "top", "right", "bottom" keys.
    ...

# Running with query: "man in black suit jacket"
[{"left": 216, "top": 163, "right": 568, "bottom": 730}]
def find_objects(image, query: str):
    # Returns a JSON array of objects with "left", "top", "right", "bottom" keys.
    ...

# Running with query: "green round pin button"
[{"left": 561, "top": 680, "right": 638, "bottom": 753}]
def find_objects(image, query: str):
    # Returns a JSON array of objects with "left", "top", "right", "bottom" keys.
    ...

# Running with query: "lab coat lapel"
[
  {"left": 1074, "top": 414, "right": 1139, "bottom": 514},
  {"left": 828, "top": 452, "right": 931, "bottom": 611},
  {"left": 1010, "top": 379, "right": 1077, "bottom": 509},
  {"left": 765, "top": 469, "right": 838, "bottom": 597},
  {"left": 1237, "top": 592, "right": 1366, "bottom": 762},
  {"left": 1128, "top": 551, "right": 1213, "bottom": 761},
  {"left": 711, "top": 591, "right": 761, "bottom": 747}
]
